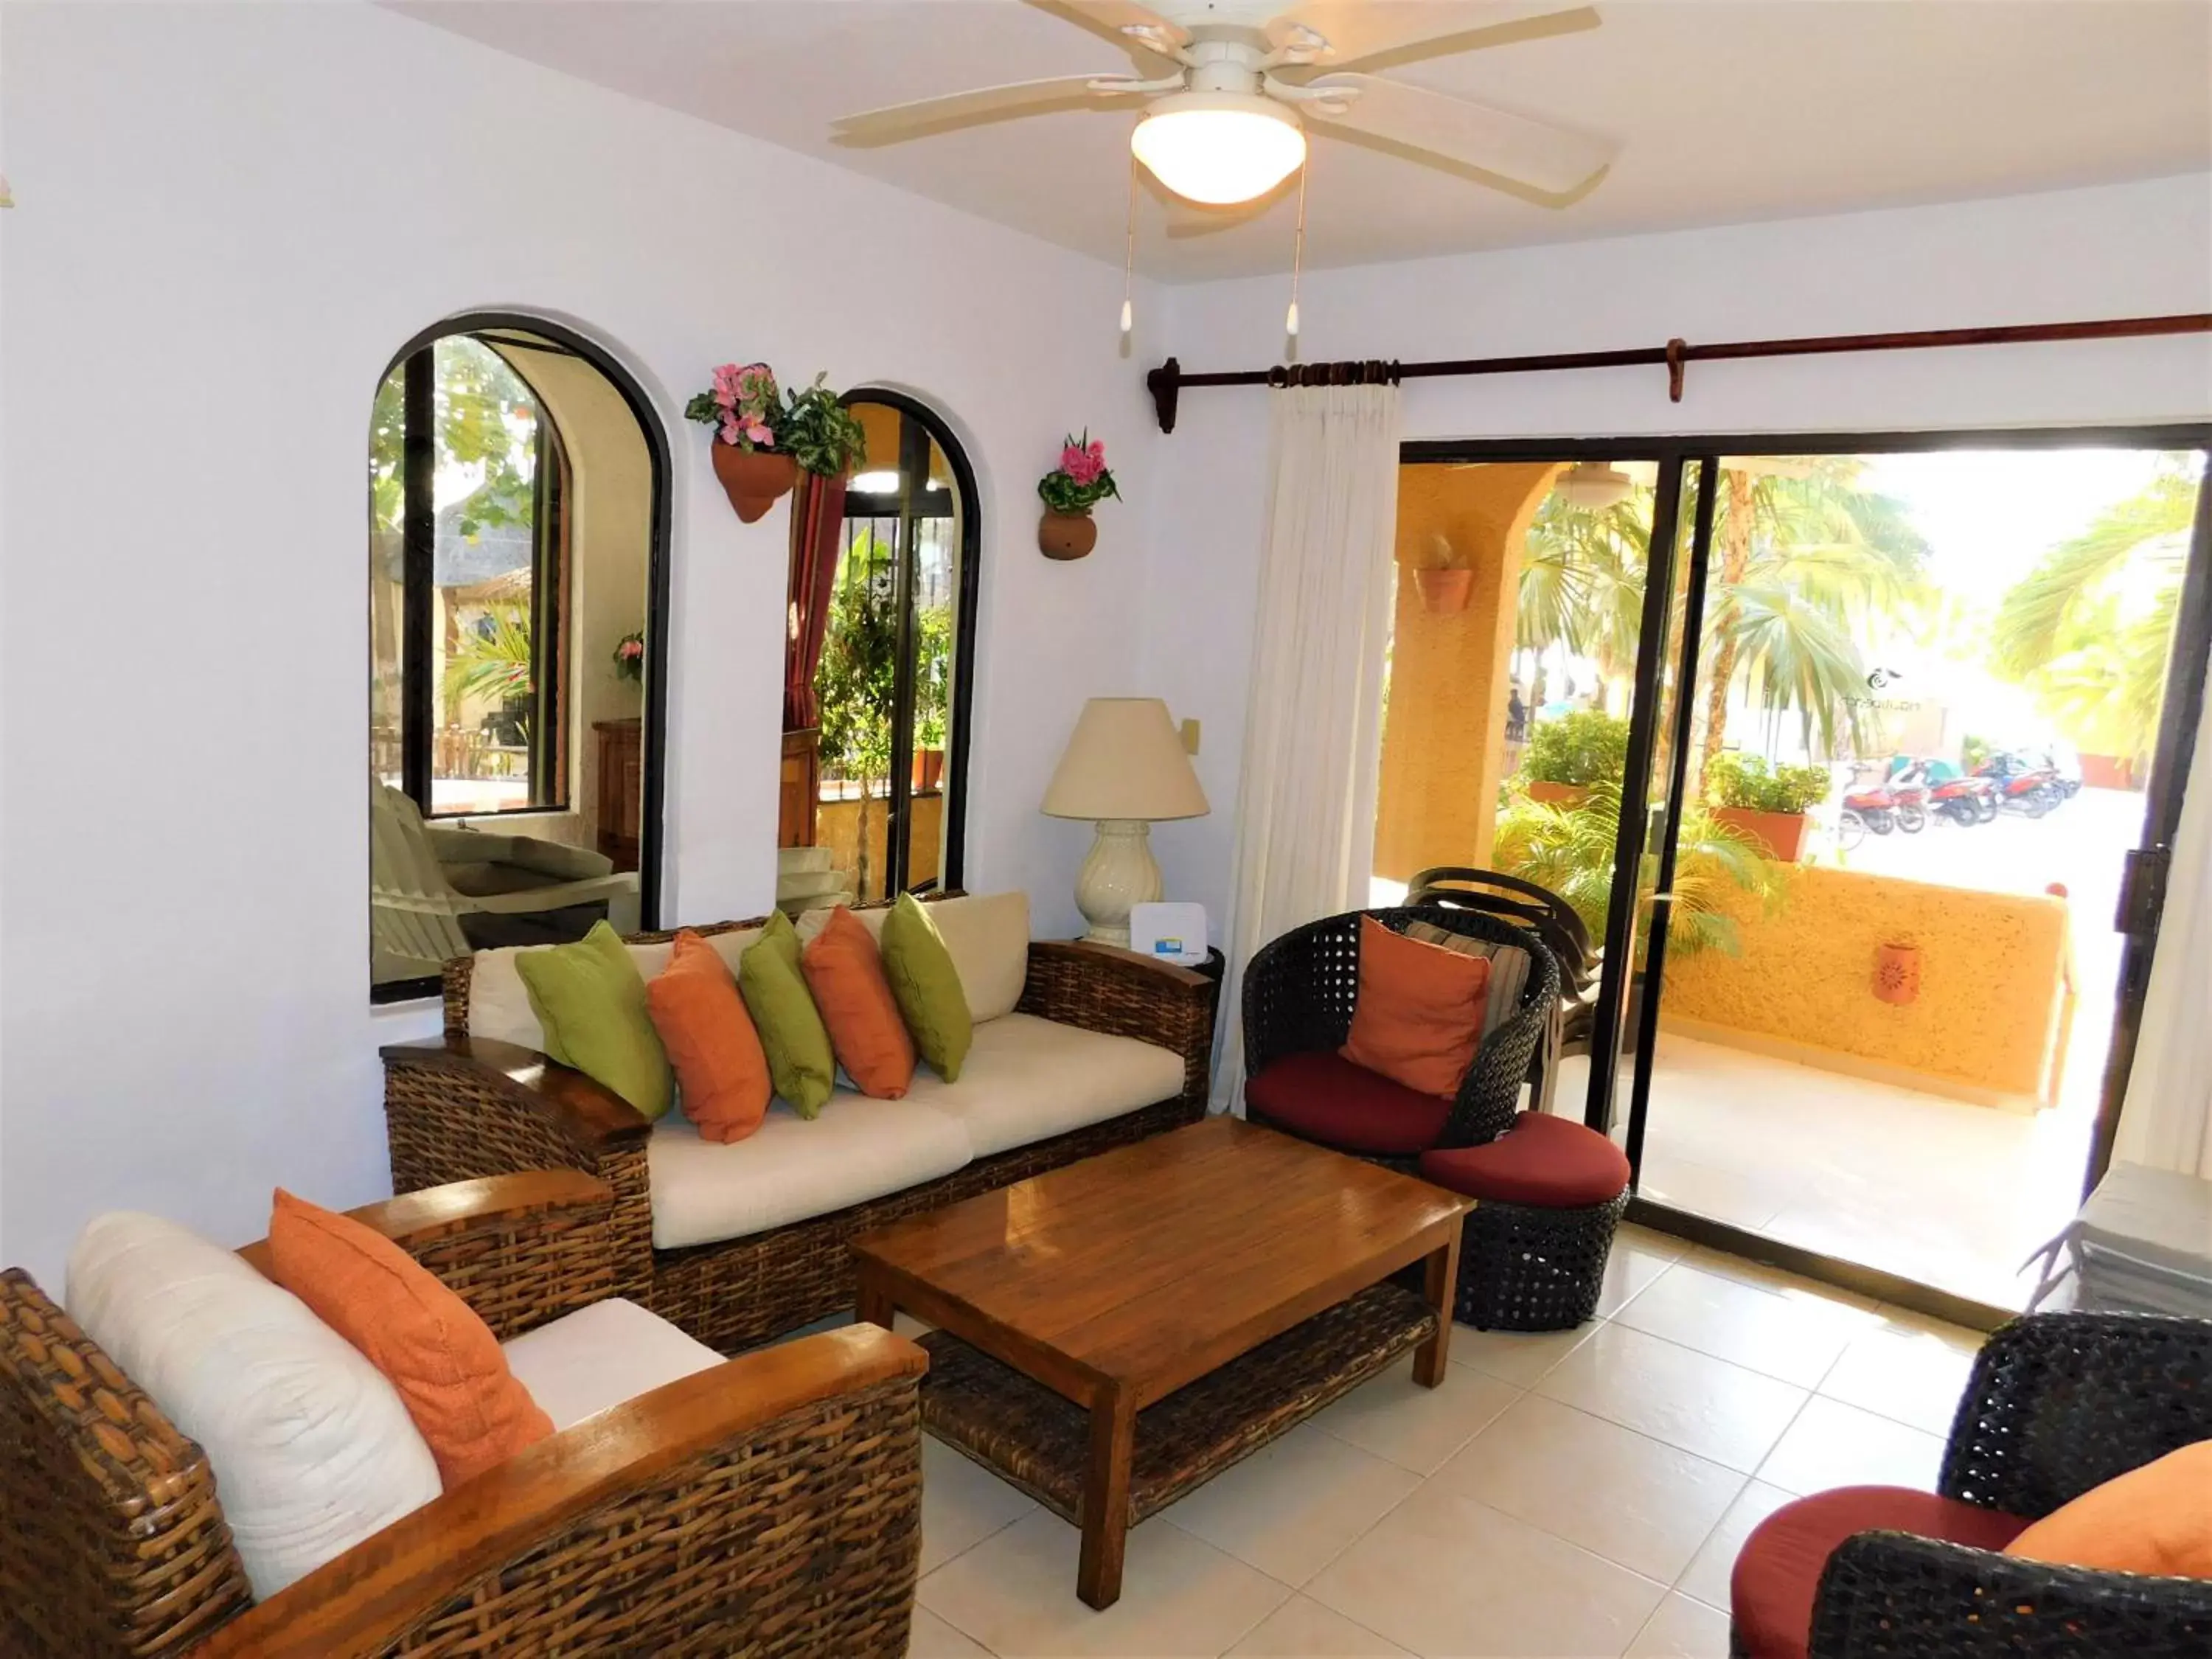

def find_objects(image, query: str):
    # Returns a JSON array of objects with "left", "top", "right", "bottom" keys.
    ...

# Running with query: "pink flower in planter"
[{"left": 1060, "top": 438, "right": 1107, "bottom": 485}]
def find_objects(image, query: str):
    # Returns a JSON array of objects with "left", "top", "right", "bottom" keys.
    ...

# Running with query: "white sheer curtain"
[
  {"left": 2114, "top": 641, "right": 2212, "bottom": 1179},
  {"left": 1214, "top": 380, "right": 1403, "bottom": 1112}
]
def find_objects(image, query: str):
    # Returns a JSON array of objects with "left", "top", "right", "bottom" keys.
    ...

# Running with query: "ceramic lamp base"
[{"left": 1074, "top": 819, "right": 1161, "bottom": 948}]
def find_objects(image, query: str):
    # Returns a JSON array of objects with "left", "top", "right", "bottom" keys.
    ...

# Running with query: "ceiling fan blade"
[
  {"left": 1270, "top": 3, "right": 1599, "bottom": 72},
  {"left": 1029, "top": 0, "right": 1190, "bottom": 66},
  {"left": 832, "top": 74, "right": 1144, "bottom": 143},
  {"left": 1304, "top": 73, "right": 1615, "bottom": 196}
]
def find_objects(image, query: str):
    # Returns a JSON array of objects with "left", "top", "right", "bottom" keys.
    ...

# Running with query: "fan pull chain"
[
  {"left": 1120, "top": 149, "right": 1138, "bottom": 338},
  {"left": 1285, "top": 155, "right": 1310, "bottom": 346}
]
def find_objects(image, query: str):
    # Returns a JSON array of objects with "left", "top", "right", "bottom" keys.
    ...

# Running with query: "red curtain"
[{"left": 782, "top": 470, "right": 846, "bottom": 732}]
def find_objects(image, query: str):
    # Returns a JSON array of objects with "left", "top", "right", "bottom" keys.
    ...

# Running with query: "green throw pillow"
[
  {"left": 738, "top": 911, "right": 836, "bottom": 1119},
  {"left": 514, "top": 921, "right": 672, "bottom": 1119},
  {"left": 880, "top": 893, "right": 973, "bottom": 1082}
]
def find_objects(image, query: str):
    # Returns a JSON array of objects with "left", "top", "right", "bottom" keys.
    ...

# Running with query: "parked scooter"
[
  {"left": 1887, "top": 760, "right": 1930, "bottom": 834},
  {"left": 1978, "top": 751, "right": 2062, "bottom": 817},
  {"left": 1919, "top": 758, "right": 1994, "bottom": 827},
  {"left": 1842, "top": 778, "right": 1899, "bottom": 835}
]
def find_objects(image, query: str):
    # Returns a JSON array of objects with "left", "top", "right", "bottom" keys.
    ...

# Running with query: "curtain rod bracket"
[
  {"left": 1148, "top": 356, "right": 1183, "bottom": 434},
  {"left": 1666, "top": 338, "right": 1687, "bottom": 403}
]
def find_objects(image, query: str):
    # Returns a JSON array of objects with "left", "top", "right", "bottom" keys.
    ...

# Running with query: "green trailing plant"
[
  {"left": 1522, "top": 709, "right": 1631, "bottom": 787},
  {"left": 817, "top": 535, "right": 899, "bottom": 894},
  {"left": 779, "top": 374, "right": 869, "bottom": 478},
  {"left": 1705, "top": 753, "right": 1830, "bottom": 815},
  {"left": 914, "top": 603, "right": 953, "bottom": 751},
  {"left": 1492, "top": 782, "right": 1776, "bottom": 961}
]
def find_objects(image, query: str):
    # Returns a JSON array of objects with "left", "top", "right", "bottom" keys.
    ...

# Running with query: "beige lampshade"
[{"left": 1041, "top": 698, "right": 1210, "bottom": 822}]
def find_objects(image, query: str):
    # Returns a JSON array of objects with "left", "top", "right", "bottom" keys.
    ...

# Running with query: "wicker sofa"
[
  {"left": 0, "top": 1172, "right": 926, "bottom": 1659},
  {"left": 383, "top": 897, "right": 1220, "bottom": 1353}
]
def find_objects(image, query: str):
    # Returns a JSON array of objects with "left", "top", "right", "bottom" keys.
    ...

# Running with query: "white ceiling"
[{"left": 394, "top": 0, "right": 2212, "bottom": 282}]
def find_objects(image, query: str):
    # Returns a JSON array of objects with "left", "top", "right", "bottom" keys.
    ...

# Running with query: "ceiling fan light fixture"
[
  {"left": 1130, "top": 94, "right": 1306, "bottom": 206},
  {"left": 1554, "top": 462, "right": 1635, "bottom": 510}
]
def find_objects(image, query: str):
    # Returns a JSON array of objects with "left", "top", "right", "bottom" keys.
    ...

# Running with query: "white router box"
[{"left": 1130, "top": 901, "right": 1208, "bottom": 966}]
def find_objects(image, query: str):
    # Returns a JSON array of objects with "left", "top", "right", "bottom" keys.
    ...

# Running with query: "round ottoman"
[{"left": 1419, "top": 1111, "right": 1632, "bottom": 1331}]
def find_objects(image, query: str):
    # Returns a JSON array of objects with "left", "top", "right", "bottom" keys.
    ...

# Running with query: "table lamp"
[{"left": 1041, "top": 698, "right": 1210, "bottom": 947}]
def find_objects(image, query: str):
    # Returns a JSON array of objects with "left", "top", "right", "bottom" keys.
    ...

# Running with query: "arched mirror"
[
  {"left": 778, "top": 392, "right": 978, "bottom": 909},
  {"left": 369, "top": 317, "right": 668, "bottom": 998}
]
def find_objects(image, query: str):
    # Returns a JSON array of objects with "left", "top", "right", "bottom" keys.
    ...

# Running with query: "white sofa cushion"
[
  {"left": 906, "top": 1012, "right": 1187, "bottom": 1158},
  {"left": 66, "top": 1213, "right": 442, "bottom": 1598},
  {"left": 647, "top": 1094, "right": 972, "bottom": 1251},
  {"left": 931, "top": 891, "right": 1031, "bottom": 1021},
  {"left": 468, "top": 926, "right": 761, "bottom": 1051},
  {"left": 501, "top": 1297, "right": 723, "bottom": 1430}
]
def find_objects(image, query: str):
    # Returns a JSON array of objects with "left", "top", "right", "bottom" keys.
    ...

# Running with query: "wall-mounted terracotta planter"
[
  {"left": 711, "top": 444, "right": 798, "bottom": 524},
  {"left": 1713, "top": 805, "right": 1810, "bottom": 863},
  {"left": 1412, "top": 568, "right": 1474, "bottom": 613},
  {"left": 1526, "top": 781, "right": 1590, "bottom": 806},
  {"left": 1039, "top": 509, "right": 1097, "bottom": 560},
  {"left": 1874, "top": 941, "right": 1921, "bottom": 1005}
]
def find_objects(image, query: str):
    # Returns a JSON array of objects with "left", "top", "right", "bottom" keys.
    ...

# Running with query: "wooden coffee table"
[{"left": 852, "top": 1116, "right": 1468, "bottom": 1608}]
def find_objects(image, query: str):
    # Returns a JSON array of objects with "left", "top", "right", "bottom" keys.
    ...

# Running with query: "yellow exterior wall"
[
  {"left": 1661, "top": 864, "right": 2071, "bottom": 1104},
  {"left": 1375, "top": 463, "right": 1559, "bottom": 882}
]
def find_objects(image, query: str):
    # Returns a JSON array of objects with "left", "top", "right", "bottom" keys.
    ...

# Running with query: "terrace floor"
[{"left": 1559, "top": 1032, "right": 2094, "bottom": 1310}]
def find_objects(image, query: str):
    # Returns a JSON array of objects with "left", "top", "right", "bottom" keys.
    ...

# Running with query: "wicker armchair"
[
  {"left": 1242, "top": 905, "right": 1562, "bottom": 1172},
  {"left": 0, "top": 1172, "right": 927, "bottom": 1659},
  {"left": 1746, "top": 1312, "right": 2212, "bottom": 1659},
  {"left": 385, "top": 917, "right": 1219, "bottom": 1354}
]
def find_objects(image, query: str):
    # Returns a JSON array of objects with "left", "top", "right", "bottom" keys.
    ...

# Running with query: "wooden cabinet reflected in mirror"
[{"left": 368, "top": 316, "right": 669, "bottom": 1000}]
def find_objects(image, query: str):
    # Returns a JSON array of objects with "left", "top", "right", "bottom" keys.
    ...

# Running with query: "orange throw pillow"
[
  {"left": 1340, "top": 915, "right": 1492, "bottom": 1098},
  {"left": 648, "top": 931, "right": 772, "bottom": 1143},
  {"left": 267, "top": 1189, "right": 552, "bottom": 1487},
  {"left": 2005, "top": 1439, "right": 2212, "bottom": 1579},
  {"left": 801, "top": 905, "right": 917, "bottom": 1099}
]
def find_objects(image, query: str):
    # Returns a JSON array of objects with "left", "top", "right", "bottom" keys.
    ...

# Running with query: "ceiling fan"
[{"left": 833, "top": 1, "right": 1619, "bottom": 210}]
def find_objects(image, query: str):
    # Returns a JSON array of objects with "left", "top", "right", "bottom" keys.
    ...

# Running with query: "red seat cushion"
[
  {"left": 1732, "top": 1486, "right": 2032, "bottom": 1659},
  {"left": 1246, "top": 1051, "right": 1450, "bottom": 1155},
  {"left": 1418, "top": 1111, "right": 1630, "bottom": 1207}
]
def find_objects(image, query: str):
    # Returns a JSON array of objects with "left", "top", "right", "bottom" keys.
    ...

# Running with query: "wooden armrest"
[
  {"left": 192, "top": 1326, "right": 928, "bottom": 1659},
  {"left": 380, "top": 1035, "right": 652, "bottom": 1154},
  {"left": 237, "top": 1172, "right": 613, "bottom": 1279}
]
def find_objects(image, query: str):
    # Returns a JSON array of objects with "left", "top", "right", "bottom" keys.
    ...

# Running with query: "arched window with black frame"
[{"left": 806, "top": 392, "right": 978, "bottom": 903}]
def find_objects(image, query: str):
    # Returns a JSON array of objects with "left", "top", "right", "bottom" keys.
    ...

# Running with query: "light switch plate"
[{"left": 1180, "top": 717, "right": 1201, "bottom": 755}]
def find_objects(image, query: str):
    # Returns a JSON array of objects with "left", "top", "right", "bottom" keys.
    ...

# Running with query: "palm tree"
[
  {"left": 1989, "top": 459, "right": 2199, "bottom": 768},
  {"left": 1694, "top": 459, "right": 1928, "bottom": 786},
  {"left": 1518, "top": 494, "right": 1647, "bottom": 713}
]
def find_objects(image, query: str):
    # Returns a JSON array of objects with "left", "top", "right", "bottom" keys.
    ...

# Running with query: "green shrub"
[
  {"left": 1522, "top": 709, "right": 1631, "bottom": 787},
  {"left": 1706, "top": 753, "right": 1830, "bottom": 815}
]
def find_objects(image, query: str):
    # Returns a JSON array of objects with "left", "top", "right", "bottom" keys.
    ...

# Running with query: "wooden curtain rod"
[{"left": 1143, "top": 312, "right": 2212, "bottom": 434}]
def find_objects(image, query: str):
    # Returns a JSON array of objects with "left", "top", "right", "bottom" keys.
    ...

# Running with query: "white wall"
[
  {"left": 0, "top": 1, "right": 1166, "bottom": 1287},
  {"left": 1141, "top": 174, "right": 2212, "bottom": 924}
]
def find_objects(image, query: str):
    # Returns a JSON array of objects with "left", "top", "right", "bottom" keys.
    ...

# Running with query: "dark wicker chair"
[
  {"left": 0, "top": 1172, "right": 928, "bottom": 1658},
  {"left": 1733, "top": 1312, "right": 2212, "bottom": 1659},
  {"left": 1242, "top": 905, "right": 1562, "bottom": 1175},
  {"left": 1405, "top": 867, "right": 1597, "bottom": 1106}
]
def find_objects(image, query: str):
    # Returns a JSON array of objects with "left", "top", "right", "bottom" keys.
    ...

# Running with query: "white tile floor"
[{"left": 905, "top": 1228, "right": 1986, "bottom": 1658}]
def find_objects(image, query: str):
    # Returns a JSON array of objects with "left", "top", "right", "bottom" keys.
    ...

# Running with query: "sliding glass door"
[{"left": 1579, "top": 431, "right": 2212, "bottom": 1318}]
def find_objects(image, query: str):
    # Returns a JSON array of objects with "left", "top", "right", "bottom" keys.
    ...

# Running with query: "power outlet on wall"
[{"left": 1180, "top": 718, "right": 1201, "bottom": 755}]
